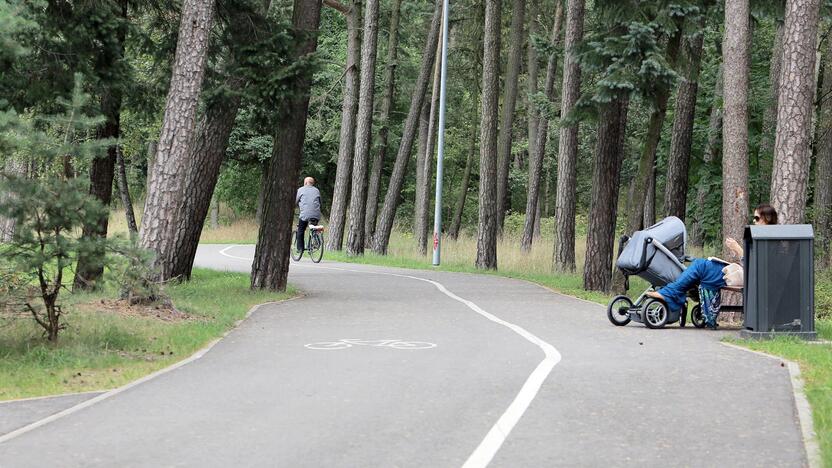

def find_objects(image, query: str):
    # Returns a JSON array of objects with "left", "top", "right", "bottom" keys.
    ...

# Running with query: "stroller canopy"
[{"left": 616, "top": 216, "right": 687, "bottom": 287}]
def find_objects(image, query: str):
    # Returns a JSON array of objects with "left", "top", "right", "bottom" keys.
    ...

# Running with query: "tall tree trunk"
[
  {"left": 169, "top": 80, "right": 244, "bottom": 280},
  {"left": 525, "top": 0, "right": 540, "bottom": 184},
  {"left": 0, "top": 158, "right": 28, "bottom": 242},
  {"left": 521, "top": 2, "right": 562, "bottom": 251},
  {"left": 583, "top": 98, "right": 630, "bottom": 291},
  {"left": 115, "top": 147, "right": 138, "bottom": 238},
  {"left": 817, "top": 34, "right": 832, "bottom": 266},
  {"left": 757, "top": 22, "right": 784, "bottom": 204},
  {"left": 326, "top": 0, "right": 361, "bottom": 251},
  {"left": 345, "top": 0, "right": 381, "bottom": 256},
  {"left": 365, "top": 0, "right": 402, "bottom": 243},
  {"left": 665, "top": 26, "right": 705, "bottom": 221},
  {"left": 415, "top": 100, "right": 430, "bottom": 235},
  {"left": 721, "top": 0, "right": 751, "bottom": 260},
  {"left": 371, "top": 0, "right": 442, "bottom": 255},
  {"left": 691, "top": 62, "right": 723, "bottom": 246},
  {"left": 211, "top": 195, "right": 219, "bottom": 229},
  {"left": 474, "top": 0, "right": 501, "bottom": 270},
  {"left": 644, "top": 164, "right": 656, "bottom": 227},
  {"left": 623, "top": 29, "right": 682, "bottom": 237},
  {"left": 251, "top": 0, "right": 323, "bottom": 291},
  {"left": 552, "top": 0, "right": 584, "bottom": 271},
  {"left": 770, "top": 0, "right": 821, "bottom": 225},
  {"left": 415, "top": 30, "right": 443, "bottom": 255},
  {"left": 74, "top": 0, "right": 128, "bottom": 291},
  {"left": 496, "top": 0, "right": 526, "bottom": 233},
  {"left": 139, "top": 0, "right": 215, "bottom": 282},
  {"left": 450, "top": 125, "right": 477, "bottom": 240}
]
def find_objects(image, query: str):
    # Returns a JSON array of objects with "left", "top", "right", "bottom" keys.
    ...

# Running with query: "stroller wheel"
[
  {"left": 642, "top": 298, "right": 669, "bottom": 329},
  {"left": 691, "top": 304, "right": 706, "bottom": 328},
  {"left": 607, "top": 295, "right": 633, "bottom": 326}
]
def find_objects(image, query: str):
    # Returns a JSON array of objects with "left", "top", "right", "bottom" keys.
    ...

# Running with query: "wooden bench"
[{"left": 719, "top": 286, "right": 743, "bottom": 323}]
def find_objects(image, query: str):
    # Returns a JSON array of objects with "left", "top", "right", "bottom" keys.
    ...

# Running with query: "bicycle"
[{"left": 291, "top": 224, "right": 325, "bottom": 263}]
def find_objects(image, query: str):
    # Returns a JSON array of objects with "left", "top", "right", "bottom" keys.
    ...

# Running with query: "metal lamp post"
[{"left": 432, "top": 0, "right": 450, "bottom": 266}]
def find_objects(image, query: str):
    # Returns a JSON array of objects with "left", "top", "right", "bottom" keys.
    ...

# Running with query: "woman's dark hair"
[{"left": 756, "top": 204, "right": 778, "bottom": 225}]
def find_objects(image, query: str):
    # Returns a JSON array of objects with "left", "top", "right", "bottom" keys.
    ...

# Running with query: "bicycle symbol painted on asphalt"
[{"left": 304, "top": 339, "right": 437, "bottom": 350}]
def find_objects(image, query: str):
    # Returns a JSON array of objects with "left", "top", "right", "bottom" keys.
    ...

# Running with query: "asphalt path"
[{"left": 0, "top": 244, "right": 808, "bottom": 467}]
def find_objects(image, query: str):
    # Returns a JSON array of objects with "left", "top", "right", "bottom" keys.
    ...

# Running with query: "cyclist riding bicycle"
[{"left": 296, "top": 176, "right": 322, "bottom": 252}]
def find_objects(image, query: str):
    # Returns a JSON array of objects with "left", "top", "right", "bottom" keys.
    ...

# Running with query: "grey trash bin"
[{"left": 741, "top": 224, "right": 816, "bottom": 340}]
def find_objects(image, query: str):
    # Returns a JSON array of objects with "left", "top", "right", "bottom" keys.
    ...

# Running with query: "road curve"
[{"left": 0, "top": 244, "right": 807, "bottom": 467}]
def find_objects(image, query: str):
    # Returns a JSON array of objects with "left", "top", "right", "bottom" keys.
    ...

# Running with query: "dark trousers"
[{"left": 297, "top": 218, "right": 318, "bottom": 251}]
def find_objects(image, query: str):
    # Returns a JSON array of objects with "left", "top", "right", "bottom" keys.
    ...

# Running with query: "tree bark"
[
  {"left": 665, "top": 26, "right": 705, "bottom": 221},
  {"left": 644, "top": 165, "right": 656, "bottom": 227},
  {"left": 817, "top": 34, "right": 832, "bottom": 266},
  {"left": 415, "top": 100, "right": 430, "bottom": 236},
  {"left": 721, "top": 0, "right": 751, "bottom": 261},
  {"left": 326, "top": 0, "right": 361, "bottom": 251},
  {"left": 583, "top": 98, "right": 630, "bottom": 291},
  {"left": 520, "top": 2, "right": 562, "bottom": 251},
  {"left": 495, "top": 0, "right": 526, "bottom": 233},
  {"left": 251, "top": 0, "right": 323, "bottom": 291},
  {"left": 211, "top": 195, "right": 219, "bottom": 229},
  {"left": 169, "top": 78, "right": 244, "bottom": 281},
  {"left": 345, "top": 0, "right": 381, "bottom": 256},
  {"left": 474, "top": 0, "right": 501, "bottom": 270},
  {"left": 450, "top": 126, "right": 477, "bottom": 240},
  {"left": 552, "top": 0, "right": 584, "bottom": 271},
  {"left": 139, "top": 0, "right": 215, "bottom": 282},
  {"left": 364, "top": 0, "right": 402, "bottom": 243},
  {"left": 415, "top": 28, "right": 443, "bottom": 255},
  {"left": 525, "top": 0, "right": 540, "bottom": 184},
  {"left": 770, "top": 0, "right": 821, "bottom": 225},
  {"left": 371, "top": 0, "right": 442, "bottom": 255},
  {"left": 0, "top": 158, "right": 28, "bottom": 242},
  {"left": 757, "top": 22, "right": 784, "bottom": 204},
  {"left": 623, "top": 28, "right": 682, "bottom": 238},
  {"left": 115, "top": 146, "right": 138, "bottom": 238},
  {"left": 691, "top": 62, "right": 723, "bottom": 246}
]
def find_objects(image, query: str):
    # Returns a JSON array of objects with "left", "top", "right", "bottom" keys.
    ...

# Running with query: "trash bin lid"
[{"left": 744, "top": 224, "right": 814, "bottom": 240}]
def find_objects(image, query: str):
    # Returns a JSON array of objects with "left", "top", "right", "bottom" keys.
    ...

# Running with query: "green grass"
[{"left": 0, "top": 269, "right": 295, "bottom": 401}]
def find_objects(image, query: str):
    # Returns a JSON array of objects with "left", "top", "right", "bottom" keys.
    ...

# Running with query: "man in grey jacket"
[{"left": 296, "top": 177, "right": 322, "bottom": 252}]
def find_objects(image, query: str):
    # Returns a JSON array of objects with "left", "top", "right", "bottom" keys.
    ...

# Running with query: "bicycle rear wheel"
[
  {"left": 309, "top": 231, "right": 324, "bottom": 263},
  {"left": 291, "top": 230, "right": 303, "bottom": 261}
]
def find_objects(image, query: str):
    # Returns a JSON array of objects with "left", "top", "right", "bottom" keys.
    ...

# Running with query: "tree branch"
[{"left": 324, "top": 0, "right": 349, "bottom": 15}]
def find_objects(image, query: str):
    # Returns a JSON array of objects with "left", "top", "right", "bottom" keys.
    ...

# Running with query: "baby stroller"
[{"left": 607, "top": 216, "right": 704, "bottom": 329}]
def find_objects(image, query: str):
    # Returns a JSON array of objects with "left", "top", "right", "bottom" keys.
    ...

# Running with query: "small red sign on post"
[{"left": 433, "top": 232, "right": 439, "bottom": 251}]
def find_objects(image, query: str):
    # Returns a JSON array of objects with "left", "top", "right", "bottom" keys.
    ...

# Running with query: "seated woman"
[{"left": 646, "top": 204, "right": 778, "bottom": 328}]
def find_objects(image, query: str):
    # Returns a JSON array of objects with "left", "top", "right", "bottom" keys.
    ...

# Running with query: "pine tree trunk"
[
  {"left": 326, "top": 0, "right": 361, "bottom": 251},
  {"left": 691, "top": 62, "right": 723, "bottom": 246},
  {"left": 345, "top": 0, "right": 381, "bottom": 256},
  {"left": 139, "top": 0, "right": 215, "bottom": 282},
  {"left": 73, "top": 0, "right": 128, "bottom": 291},
  {"left": 665, "top": 26, "right": 705, "bottom": 222},
  {"left": 415, "top": 100, "right": 430, "bottom": 236},
  {"left": 757, "top": 22, "right": 784, "bottom": 204},
  {"left": 624, "top": 30, "right": 682, "bottom": 238},
  {"left": 525, "top": 0, "right": 540, "bottom": 181},
  {"left": 552, "top": 0, "right": 584, "bottom": 271},
  {"left": 211, "top": 195, "right": 219, "bottom": 229},
  {"left": 371, "top": 0, "right": 442, "bottom": 255},
  {"left": 770, "top": 0, "right": 821, "bottom": 225},
  {"left": 817, "top": 35, "right": 832, "bottom": 266},
  {"left": 251, "top": 0, "right": 323, "bottom": 291},
  {"left": 721, "top": 0, "right": 751, "bottom": 260},
  {"left": 521, "top": 2, "right": 562, "bottom": 251},
  {"left": 583, "top": 98, "right": 630, "bottom": 292},
  {"left": 496, "top": 0, "right": 526, "bottom": 233},
  {"left": 0, "top": 158, "right": 28, "bottom": 242},
  {"left": 364, "top": 0, "right": 402, "bottom": 243},
  {"left": 475, "top": 0, "right": 501, "bottom": 270},
  {"left": 450, "top": 126, "right": 477, "bottom": 240},
  {"left": 415, "top": 32, "right": 443, "bottom": 255},
  {"left": 169, "top": 79, "right": 244, "bottom": 281},
  {"left": 644, "top": 165, "right": 656, "bottom": 227},
  {"left": 115, "top": 147, "right": 138, "bottom": 238}
]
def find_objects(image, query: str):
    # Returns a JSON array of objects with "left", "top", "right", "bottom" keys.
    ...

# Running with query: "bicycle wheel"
[
  {"left": 290, "top": 230, "right": 303, "bottom": 261},
  {"left": 310, "top": 231, "right": 324, "bottom": 263}
]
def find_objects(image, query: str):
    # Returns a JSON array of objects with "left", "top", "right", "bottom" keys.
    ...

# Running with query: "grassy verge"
[{"left": 0, "top": 269, "right": 295, "bottom": 401}]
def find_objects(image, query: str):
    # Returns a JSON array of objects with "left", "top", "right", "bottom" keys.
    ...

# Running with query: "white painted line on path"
[{"left": 218, "top": 244, "right": 562, "bottom": 468}]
